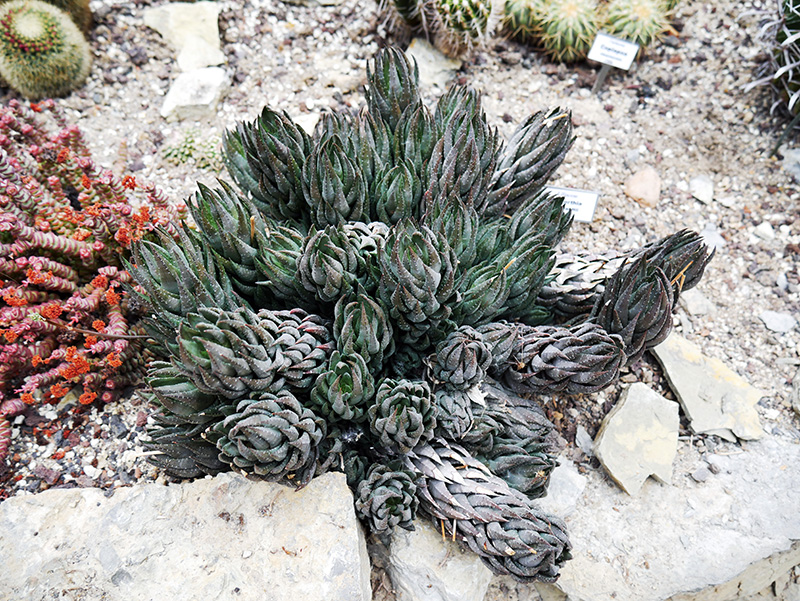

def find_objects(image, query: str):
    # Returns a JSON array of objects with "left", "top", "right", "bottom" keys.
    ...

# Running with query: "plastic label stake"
[
  {"left": 546, "top": 186, "right": 600, "bottom": 223},
  {"left": 587, "top": 32, "right": 640, "bottom": 93}
]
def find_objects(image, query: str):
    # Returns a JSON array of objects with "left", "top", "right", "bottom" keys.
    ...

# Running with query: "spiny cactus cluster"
[
  {"left": 749, "top": 0, "right": 800, "bottom": 135},
  {"left": 503, "top": 0, "right": 677, "bottom": 62},
  {"left": 384, "top": 0, "right": 678, "bottom": 61},
  {"left": 0, "top": 0, "right": 92, "bottom": 99},
  {"left": 0, "top": 99, "right": 184, "bottom": 464},
  {"left": 384, "top": 0, "right": 505, "bottom": 56},
  {"left": 131, "top": 48, "right": 712, "bottom": 582}
]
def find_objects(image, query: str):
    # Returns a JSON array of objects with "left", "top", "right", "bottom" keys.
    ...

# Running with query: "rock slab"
[
  {"left": 143, "top": 2, "right": 225, "bottom": 71},
  {"left": 594, "top": 383, "right": 679, "bottom": 495},
  {"left": 496, "top": 435, "right": 800, "bottom": 601},
  {"left": 651, "top": 333, "right": 764, "bottom": 441},
  {"left": 161, "top": 67, "right": 229, "bottom": 121},
  {"left": 389, "top": 518, "right": 493, "bottom": 601},
  {"left": 405, "top": 38, "right": 462, "bottom": 91},
  {"left": 0, "top": 471, "right": 371, "bottom": 601}
]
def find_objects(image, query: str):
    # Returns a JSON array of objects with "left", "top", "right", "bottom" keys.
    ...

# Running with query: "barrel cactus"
[
  {"left": 132, "top": 47, "right": 712, "bottom": 582},
  {"left": 0, "top": 0, "right": 91, "bottom": 98}
]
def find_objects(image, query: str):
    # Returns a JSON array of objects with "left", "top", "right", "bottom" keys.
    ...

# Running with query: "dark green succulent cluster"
[{"left": 129, "top": 48, "right": 712, "bottom": 583}]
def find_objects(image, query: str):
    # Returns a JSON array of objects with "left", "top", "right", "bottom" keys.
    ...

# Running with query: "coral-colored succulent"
[{"left": 0, "top": 98, "right": 185, "bottom": 464}]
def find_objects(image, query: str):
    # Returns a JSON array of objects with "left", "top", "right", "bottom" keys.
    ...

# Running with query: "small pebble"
[{"left": 691, "top": 467, "right": 711, "bottom": 483}]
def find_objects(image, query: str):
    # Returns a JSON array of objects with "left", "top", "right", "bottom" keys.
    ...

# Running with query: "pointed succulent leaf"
[
  {"left": 355, "top": 463, "right": 418, "bottom": 532},
  {"left": 235, "top": 107, "right": 312, "bottom": 222},
  {"left": 212, "top": 392, "right": 326, "bottom": 487},
  {"left": 499, "top": 322, "right": 626, "bottom": 394},
  {"left": 404, "top": 438, "right": 571, "bottom": 582},
  {"left": 366, "top": 47, "right": 421, "bottom": 132},
  {"left": 368, "top": 377, "right": 436, "bottom": 453},
  {"left": 486, "top": 107, "right": 575, "bottom": 217},
  {"left": 334, "top": 292, "right": 395, "bottom": 372},
  {"left": 144, "top": 418, "right": 228, "bottom": 479},
  {"left": 378, "top": 219, "right": 458, "bottom": 345},
  {"left": 302, "top": 136, "right": 368, "bottom": 227},
  {"left": 433, "top": 325, "right": 492, "bottom": 390},
  {"left": 297, "top": 224, "right": 363, "bottom": 303},
  {"left": 309, "top": 351, "right": 375, "bottom": 423},
  {"left": 590, "top": 256, "right": 674, "bottom": 364},
  {"left": 374, "top": 161, "right": 420, "bottom": 225}
]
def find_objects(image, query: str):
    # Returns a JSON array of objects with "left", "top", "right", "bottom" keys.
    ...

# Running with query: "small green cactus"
[
  {"left": 503, "top": 0, "right": 544, "bottom": 43},
  {"left": 163, "top": 128, "right": 223, "bottom": 172},
  {"left": 602, "top": 0, "right": 669, "bottom": 47},
  {"left": 430, "top": 0, "right": 505, "bottom": 56},
  {"left": 537, "top": 0, "right": 602, "bottom": 63},
  {"left": 383, "top": 0, "right": 504, "bottom": 57},
  {"left": 0, "top": 0, "right": 91, "bottom": 99}
]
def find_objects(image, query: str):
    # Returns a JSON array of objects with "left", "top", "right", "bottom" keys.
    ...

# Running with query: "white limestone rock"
[
  {"left": 651, "top": 333, "right": 764, "bottom": 441},
  {"left": 594, "top": 383, "right": 679, "bottom": 495},
  {"left": 388, "top": 518, "right": 493, "bottom": 601},
  {"left": 161, "top": 67, "right": 229, "bottom": 122},
  {"left": 405, "top": 38, "right": 462, "bottom": 92},
  {"left": 0, "top": 471, "right": 371, "bottom": 601},
  {"left": 143, "top": 2, "right": 225, "bottom": 70}
]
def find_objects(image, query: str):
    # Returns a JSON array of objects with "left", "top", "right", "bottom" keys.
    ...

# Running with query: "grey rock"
[
  {"left": 143, "top": 2, "right": 225, "bottom": 71},
  {"left": 388, "top": 518, "right": 493, "bottom": 601},
  {"left": 781, "top": 148, "right": 800, "bottom": 182},
  {"left": 0, "top": 472, "right": 371, "bottom": 601},
  {"left": 623, "top": 166, "right": 661, "bottom": 208},
  {"left": 536, "top": 460, "right": 588, "bottom": 517},
  {"left": 689, "top": 175, "right": 714, "bottom": 204},
  {"left": 759, "top": 310, "right": 797, "bottom": 333},
  {"left": 754, "top": 222, "right": 776, "bottom": 241},
  {"left": 575, "top": 425, "right": 594, "bottom": 456},
  {"left": 405, "top": 38, "right": 462, "bottom": 91},
  {"left": 283, "top": 0, "right": 344, "bottom": 5},
  {"left": 594, "top": 383, "right": 679, "bottom": 495},
  {"left": 161, "top": 67, "right": 229, "bottom": 121},
  {"left": 700, "top": 223, "right": 726, "bottom": 250},
  {"left": 679, "top": 288, "right": 715, "bottom": 316},
  {"left": 651, "top": 333, "right": 764, "bottom": 441},
  {"left": 715, "top": 195, "right": 736, "bottom": 208},
  {"left": 492, "top": 436, "right": 800, "bottom": 601},
  {"left": 691, "top": 466, "right": 711, "bottom": 482}
]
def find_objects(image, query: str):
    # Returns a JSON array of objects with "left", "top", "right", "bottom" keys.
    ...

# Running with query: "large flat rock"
[
  {"left": 499, "top": 435, "right": 800, "bottom": 601},
  {"left": 651, "top": 333, "right": 764, "bottom": 441},
  {"left": 0, "top": 471, "right": 371, "bottom": 601}
]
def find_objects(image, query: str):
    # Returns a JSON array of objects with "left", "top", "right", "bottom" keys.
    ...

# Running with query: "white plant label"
[
  {"left": 546, "top": 186, "right": 600, "bottom": 223},
  {"left": 587, "top": 32, "right": 640, "bottom": 71}
]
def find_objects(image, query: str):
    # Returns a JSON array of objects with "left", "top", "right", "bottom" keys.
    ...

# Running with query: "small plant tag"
[
  {"left": 587, "top": 32, "right": 640, "bottom": 70},
  {"left": 546, "top": 186, "right": 600, "bottom": 222}
]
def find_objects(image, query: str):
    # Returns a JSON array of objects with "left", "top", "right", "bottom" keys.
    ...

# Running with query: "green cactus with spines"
[
  {"left": 503, "top": 0, "right": 543, "bottom": 43},
  {"left": 430, "top": 0, "right": 505, "bottom": 56},
  {"left": 537, "top": 0, "right": 602, "bottom": 63},
  {"left": 0, "top": 0, "right": 91, "bottom": 99},
  {"left": 602, "top": 0, "right": 669, "bottom": 48}
]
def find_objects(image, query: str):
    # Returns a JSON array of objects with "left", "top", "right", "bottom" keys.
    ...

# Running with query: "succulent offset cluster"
[
  {"left": 131, "top": 48, "right": 712, "bottom": 582},
  {"left": 0, "top": 0, "right": 91, "bottom": 99},
  {"left": 0, "top": 99, "right": 184, "bottom": 464},
  {"left": 503, "top": 0, "right": 676, "bottom": 62},
  {"left": 749, "top": 0, "right": 800, "bottom": 133}
]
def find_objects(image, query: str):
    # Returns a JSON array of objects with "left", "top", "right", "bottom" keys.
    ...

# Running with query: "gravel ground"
[{"left": 0, "top": 0, "right": 798, "bottom": 535}]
